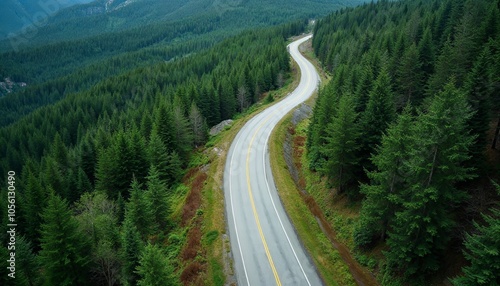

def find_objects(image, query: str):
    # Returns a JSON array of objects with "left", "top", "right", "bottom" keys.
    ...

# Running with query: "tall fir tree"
[
  {"left": 136, "top": 243, "right": 177, "bottom": 286},
  {"left": 321, "top": 94, "right": 361, "bottom": 197},
  {"left": 38, "top": 193, "right": 91, "bottom": 286},
  {"left": 359, "top": 66, "right": 396, "bottom": 173},
  {"left": 385, "top": 82, "right": 475, "bottom": 278},
  {"left": 146, "top": 165, "right": 171, "bottom": 231},
  {"left": 121, "top": 217, "right": 143, "bottom": 286},
  {"left": 125, "top": 178, "right": 155, "bottom": 239},
  {"left": 355, "top": 107, "right": 414, "bottom": 248},
  {"left": 453, "top": 182, "right": 500, "bottom": 286}
]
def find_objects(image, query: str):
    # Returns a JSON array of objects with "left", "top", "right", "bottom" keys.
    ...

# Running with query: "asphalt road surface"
[{"left": 223, "top": 35, "right": 323, "bottom": 286}]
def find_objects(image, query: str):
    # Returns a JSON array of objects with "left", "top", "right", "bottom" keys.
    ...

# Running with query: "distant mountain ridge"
[{"left": 0, "top": 0, "right": 95, "bottom": 39}]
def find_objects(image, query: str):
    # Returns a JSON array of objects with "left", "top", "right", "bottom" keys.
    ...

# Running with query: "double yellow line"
[{"left": 245, "top": 113, "right": 282, "bottom": 286}]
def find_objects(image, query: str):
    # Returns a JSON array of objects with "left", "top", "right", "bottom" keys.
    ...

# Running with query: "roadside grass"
[{"left": 269, "top": 113, "right": 356, "bottom": 286}]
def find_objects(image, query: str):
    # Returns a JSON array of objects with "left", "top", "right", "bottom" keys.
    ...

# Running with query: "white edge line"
[
  {"left": 229, "top": 132, "right": 251, "bottom": 286},
  {"left": 261, "top": 37, "right": 314, "bottom": 286}
]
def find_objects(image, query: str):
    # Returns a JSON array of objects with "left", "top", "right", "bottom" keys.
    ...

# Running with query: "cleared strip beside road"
[{"left": 223, "top": 35, "right": 323, "bottom": 286}]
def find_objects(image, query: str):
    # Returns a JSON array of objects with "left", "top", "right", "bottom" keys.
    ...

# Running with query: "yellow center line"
[
  {"left": 246, "top": 112, "right": 283, "bottom": 286},
  {"left": 240, "top": 37, "right": 313, "bottom": 285}
]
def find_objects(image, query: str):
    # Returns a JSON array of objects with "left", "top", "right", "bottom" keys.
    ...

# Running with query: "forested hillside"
[
  {"left": 0, "top": 21, "right": 305, "bottom": 285},
  {"left": 307, "top": 0, "right": 500, "bottom": 284},
  {"left": 0, "top": 0, "right": 365, "bottom": 126}
]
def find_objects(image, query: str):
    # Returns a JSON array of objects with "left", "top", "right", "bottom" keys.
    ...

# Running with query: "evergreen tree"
[
  {"left": 152, "top": 104, "right": 175, "bottom": 153},
  {"left": 396, "top": 43, "right": 424, "bottom": 108},
  {"left": 21, "top": 171, "right": 47, "bottom": 247},
  {"left": 321, "top": 95, "right": 361, "bottom": 196},
  {"left": 146, "top": 165, "right": 171, "bottom": 231},
  {"left": 359, "top": 66, "right": 396, "bottom": 172},
  {"left": 307, "top": 84, "right": 340, "bottom": 170},
  {"left": 385, "top": 82, "right": 475, "bottom": 278},
  {"left": 125, "top": 178, "right": 155, "bottom": 239},
  {"left": 121, "top": 217, "right": 143, "bottom": 286},
  {"left": 355, "top": 107, "right": 413, "bottom": 248},
  {"left": 128, "top": 128, "right": 149, "bottom": 185},
  {"left": 453, "top": 182, "right": 500, "bottom": 286},
  {"left": 147, "top": 132, "right": 171, "bottom": 183},
  {"left": 354, "top": 65, "right": 373, "bottom": 114},
  {"left": 136, "top": 243, "right": 177, "bottom": 286},
  {"left": 418, "top": 27, "right": 435, "bottom": 82},
  {"left": 16, "top": 235, "right": 40, "bottom": 286},
  {"left": 38, "top": 193, "right": 91, "bottom": 286},
  {"left": 166, "top": 151, "right": 183, "bottom": 187},
  {"left": 463, "top": 46, "right": 493, "bottom": 174}
]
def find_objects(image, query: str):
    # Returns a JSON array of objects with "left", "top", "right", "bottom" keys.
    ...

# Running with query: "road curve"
[{"left": 223, "top": 35, "right": 322, "bottom": 286}]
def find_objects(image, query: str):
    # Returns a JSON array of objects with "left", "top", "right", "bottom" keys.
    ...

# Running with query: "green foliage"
[
  {"left": 385, "top": 82, "right": 474, "bottom": 278},
  {"left": 358, "top": 66, "right": 396, "bottom": 172},
  {"left": 310, "top": 0, "right": 500, "bottom": 281},
  {"left": 145, "top": 165, "right": 172, "bottom": 231},
  {"left": 320, "top": 94, "right": 361, "bottom": 196},
  {"left": 125, "top": 178, "right": 155, "bottom": 239},
  {"left": 136, "top": 243, "right": 177, "bottom": 286},
  {"left": 38, "top": 193, "right": 92, "bottom": 285},
  {"left": 121, "top": 217, "right": 143, "bottom": 286},
  {"left": 354, "top": 107, "right": 413, "bottom": 249},
  {"left": 452, "top": 182, "right": 500, "bottom": 286}
]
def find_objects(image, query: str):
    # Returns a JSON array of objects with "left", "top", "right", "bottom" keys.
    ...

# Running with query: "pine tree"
[
  {"left": 147, "top": 132, "right": 171, "bottom": 183},
  {"left": 453, "top": 182, "right": 500, "bottom": 286},
  {"left": 355, "top": 107, "right": 413, "bottom": 248},
  {"left": 463, "top": 46, "right": 493, "bottom": 174},
  {"left": 121, "top": 217, "right": 143, "bottom": 286},
  {"left": 321, "top": 95, "right": 361, "bottom": 197},
  {"left": 396, "top": 43, "right": 424, "bottom": 108},
  {"left": 21, "top": 171, "right": 47, "bottom": 247},
  {"left": 146, "top": 165, "right": 171, "bottom": 231},
  {"left": 153, "top": 104, "right": 175, "bottom": 153},
  {"left": 359, "top": 66, "right": 396, "bottom": 173},
  {"left": 385, "top": 82, "right": 475, "bottom": 278},
  {"left": 166, "top": 151, "right": 183, "bottom": 187},
  {"left": 16, "top": 235, "right": 40, "bottom": 286},
  {"left": 307, "top": 84, "right": 340, "bottom": 170},
  {"left": 125, "top": 178, "right": 155, "bottom": 239},
  {"left": 354, "top": 65, "right": 373, "bottom": 114},
  {"left": 128, "top": 128, "right": 149, "bottom": 184},
  {"left": 136, "top": 243, "right": 177, "bottom": 286},
  {"left": 38, "top": 193, "right": 91, "bottom": 286},
  {"left": 418, "top": 27, "right": 435, "bottom": 82}
]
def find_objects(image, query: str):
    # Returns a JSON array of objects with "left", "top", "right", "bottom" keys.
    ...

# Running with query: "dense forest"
[
  {"left": 0, "top": 0, "right": 365, "bottom": 125},
  {"left": 0, "top": 16, "right": 306, "bottom": 285},
  {"left": 307, "top": 0, "right": 500, "bottom": 284}
]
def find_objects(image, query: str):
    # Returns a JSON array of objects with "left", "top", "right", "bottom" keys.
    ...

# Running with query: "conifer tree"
[
  {"left": 396, "top": 43, "right": 424, "bottom": 108},
  {"left": 359, "top": 66, "right": 396, "bottom": 172},
  {"left": 418, "top": 27, "right": 435, "bottom": 81},
  {"left": 21, "top": 171, "right": 47, "bottom": 246},
  {"left": 146, "top": 165, "right": 171, "bottom": 231},
  {"left": 321, "top": 95, "right": 361, "bottom": 196},
  {"left": 121, "top": 217, "right": 143, "bottom": 286},
  {"left": 16, "top": 235, "right": 40, "bottom": 286},
  {"left": 385, "top": 82, "right": 475, "bottom": 278},
  {"left": 355, "top": 107, "right": 413, "bottom": 248},
  {"left": 453, "top": 182, "right": 500, "bottom": 286},
  {"left": 166, "top": 151, "right": 183, "bottom": 187},
  {"left": 147, "top": 132, "right": 171, "bottom": 182},
  {"left": 125, "top": 178, "right": 155, "bottom": 239},
  {"left": 463, "top": 46, "right": 493, "bottom": 174},
  {"left": 38, "top": 193, "right": 91, "bottom": 286},
  {"left": 136, "top": 243, "right": 177, "bottom": 286}
]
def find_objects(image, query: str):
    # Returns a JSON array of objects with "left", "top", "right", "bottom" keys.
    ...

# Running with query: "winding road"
[{"left": 223, "top": 35, "right": 322, "bottom": 286}]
